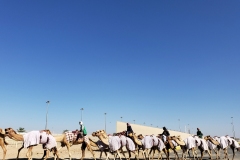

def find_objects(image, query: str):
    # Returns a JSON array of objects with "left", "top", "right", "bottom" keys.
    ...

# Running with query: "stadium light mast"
[
  {"left": 80, "top": 108, "right": 84, "bottom": 121},
  {"left": 231, "top": 117, "right": 235, "bottom": 138},
  {"left": 45, "top": 101, "right": 50, "bottom": 130},
  {"left": 104, "top": 113, "right": 107, "bottom": 132}
]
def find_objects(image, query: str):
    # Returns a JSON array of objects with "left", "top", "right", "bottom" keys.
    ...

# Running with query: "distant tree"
[
  {"left": 63, "top": 129, "right": 69, "bottom": 133},
  {"left": 17, "top": 127, "right": 26, "bottom": 133}
]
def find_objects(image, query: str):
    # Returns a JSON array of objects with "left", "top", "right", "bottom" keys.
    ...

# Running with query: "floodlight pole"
[{"left": 45, "top": 101, "right": 50, "bottom": 130}]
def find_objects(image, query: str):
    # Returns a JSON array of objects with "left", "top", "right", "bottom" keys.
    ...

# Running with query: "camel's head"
[
  {"left": 204, "top": 135, "right": 211, "bottom": 140},
  {"left": 137, "top": 134, "right": 144, "bottom": 140},
  {"left": 92, "top": 130, "right": 102, "bottom": 137},
  {"left": 0, "top": 128, "right": 5, "bottom": 134},
  {"left": 4, "top": 128, "right": 16, "bottom": 138}
]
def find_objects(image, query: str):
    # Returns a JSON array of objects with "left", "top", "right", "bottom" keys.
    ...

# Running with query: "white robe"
[{"left": 45, "top": 134, "right": 57, "bottom": 149}]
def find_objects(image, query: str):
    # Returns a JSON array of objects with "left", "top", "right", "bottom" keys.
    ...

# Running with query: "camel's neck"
[
  {"left": 8, "top": 132, "right": 24, "bottom": 141},
  {"left": 53, "top": 134, "right": 65, "bottom": 142},
  {"left": 89, "top": 139, "right": 98, "bottom": 147},
  {"left": 98, "top": 135, "right": 108, "bottom": 141},
  {"left": 97, "top": 135, "right": 109, "bottom": 145}
]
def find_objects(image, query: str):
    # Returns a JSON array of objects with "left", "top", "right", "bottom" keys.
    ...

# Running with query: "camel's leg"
[
  {"left": 166, "top": 149, "right": 170, "bottom": 160},
  {"left": 127, "top": 150, "right": 131, "bottom": 160},
  {"left": 181, "top": 148, "right": 186, "bottom": 160},
  {"left": 86, "top": 144, "right": 96, "bottom": 160},
  {"left": 223, "top": 148, "right": 229, "bottom": 159},
  {"left": 80, "top": 142, "right": 86, "bottom": 160},
  {"left": 53, "top": 147, "right": 60, "bottom": 160},
  {"left": 105, "top": 152, "right": 110, "bottom": 160},
  {"left": 66, "top": 144, "right": 72, "bottom": 160},
  {"left": 133, "top": 150, "right": 139, "bottom": 160},
  {"left": 230, "top": 146, "right": 235, "bottom": 160},
  {"left": 172, "top": 149, "right": 179, "bottom": 159},
  {"left": 0, "top": 143, "right": 7, "bottom": 160},
  {"left": 149, "top": 148, "right": 153, "bottom": 160},
  {"left": 44, "top": 150, "right": 50, "bottom": 160},
  {"left": 116, "top": 150, "right": 122, "bottom": 160},
  {"left": 152, "top": 148, "right": 155, "bottom": 160},
  {"left": 120, "top": 148, "right": 126, "bottom": 158},
  {"left": 206, "top": 149, "right": 212, "bottom": 159},
  {"left": 156, "top": 149, "right": 162, "bottom": 160},
  {"left": 17, "top": 145, "right": 24, "bottom": 160},
  {"left": 26, "top": 146, "right": 34, "bottom": 160},
  {"left": 100, "top": 151, "right": 103, "bottom": 159},
  {"left": 162, "top": 148, "right": 168, "bottom": 160}
]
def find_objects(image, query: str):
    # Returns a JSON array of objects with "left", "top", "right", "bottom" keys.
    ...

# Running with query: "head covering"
[
  {"left": 163, "top": 127, "right": 166, "bottom": 130},
  {"left": 79, "top": 121, "right": 83, "bottom": 125},
  {"left": 127, "top": 123, "right": 131, "bottom": 126},
  {"left": 197, "top": 128, "right": 199, "bottom": 130}
]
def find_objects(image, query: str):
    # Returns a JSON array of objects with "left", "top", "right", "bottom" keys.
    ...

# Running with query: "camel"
[
  {"left": 92, "top": 130, "right": 125, "bottom": 160},
  {"left": 180, "top": 136, "right": 198, "bottom": 160},
  {"left": 0, "top": 128, "right": 8, "bottom": 160},
  {"left": 4, "top": 128, "right": 59, "bottom": 160},
  {"left": 53, "top": 130, "right": 96, "bottom": 160},
  {"left": 156, "top": 134, "right": 183, "bottom": 160},
  {"left": 205, "top": 135, "right": 240, "bottom": 160},
  {"left": 137, "top": 134, "right": 158, "bottom": 160},
  {"left": 115, "top": 132, "right": 139, "bottom": 160},
  {"left": 148, "top": 135, "right": 168, "bottom": 160},
  {"left": 88, "top": 137, "right": 111, "bottom": 159},
  {"left": 127, "top": 132, "right": 147, "bottom": 159}
]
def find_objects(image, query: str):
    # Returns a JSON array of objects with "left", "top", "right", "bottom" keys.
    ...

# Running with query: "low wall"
[{"left": 116, "top": 121, "right": 191, "bottom": 140}]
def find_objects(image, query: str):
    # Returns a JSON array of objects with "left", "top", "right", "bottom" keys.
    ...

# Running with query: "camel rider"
[
  {"left": 162, "top": 126, "right": 174, "bottom": 148},
  {"left": 196, "top": 128, "right": 203, "bottom": 138},
  {"left": 162, "top": 127, "right": 170, "bottom": 141},
  {"left": 126, "top": 123, "right": 133, "bottom": 137},
  {"left": 76, "top": 121, "right": 88, "bottom": 143}
]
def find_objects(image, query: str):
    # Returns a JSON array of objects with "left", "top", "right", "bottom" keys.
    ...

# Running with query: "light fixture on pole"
[
  {"left": 80, "top": 108, "right": 84, "bottom": 121},
  {"left": 121, "top": 117, "right": 122, "bottom": 121},
  {"left": 104, "top": 113, "right": 107, "bottom": 132},
  {"left": 45, "top": 101, "right": 50, "bottom": 130}
]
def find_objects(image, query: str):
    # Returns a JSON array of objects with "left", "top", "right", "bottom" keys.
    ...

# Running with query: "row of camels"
[{"left": 1, "top": 127, "right": 240, "bottom": 160}]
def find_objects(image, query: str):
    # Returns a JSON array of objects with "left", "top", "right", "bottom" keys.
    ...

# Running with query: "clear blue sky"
[{"left": 1, "top": 1, "right": 239, "bottom": 138}]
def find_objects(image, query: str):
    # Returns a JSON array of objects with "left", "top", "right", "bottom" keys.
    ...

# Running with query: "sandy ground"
[{"left": 2, "top": 141, "right": 240, "bottom": 160}]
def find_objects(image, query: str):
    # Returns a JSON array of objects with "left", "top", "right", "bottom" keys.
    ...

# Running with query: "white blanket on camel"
[
  {"left": 119, "top": 135, "right": 135, "bottom": 151},
  {"left": 219, "top": 136, "right": 229, "bottom": 149},
  {"left": 193, "top": 136, "right": 208, "bottom": 151},
  {"left": 141, "top": 135, "right": 153, "bottom": 149},
  {"left": 226, "top": 136, "right": 240, "bottom": 148},
  {"left": 23, "top": 131, "right": 41, "bottom": 148},
  {"left": 184, "top": 136, "right": 196, "bottom": 149},
  {"left": 108, "top": 136, "right": 121, "bottom": 152},
  {"left": 23, "top": 131, "right": 57, "bottom": 149}
]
